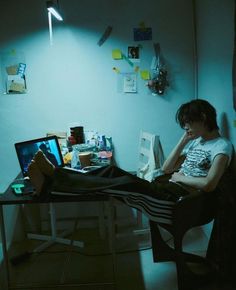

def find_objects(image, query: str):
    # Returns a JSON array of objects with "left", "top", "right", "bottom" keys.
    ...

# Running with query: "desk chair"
[
  {"left": 113, "top": 131, "right": 164, "bottom": 240},
  {"left": 136, "top": 131, "right": 164, "bottom": 230},
  {"left": 149, "top": 174, "right": 218, "bottom": 290}
]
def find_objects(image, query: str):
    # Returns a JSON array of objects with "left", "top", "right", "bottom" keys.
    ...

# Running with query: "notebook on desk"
[{"left": 14, "top": 135, "right": 64, "bottom": 194}]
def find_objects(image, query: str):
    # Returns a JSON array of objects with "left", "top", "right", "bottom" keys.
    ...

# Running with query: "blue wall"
[
  {"left": 196, "top": 0, "right": 236, "bottom": 238},
  {"left": 0, "top": 0, "right": 195, "bottom": 188},
  {"left": 197, "top": 0, "right": 236, "bottom": 155}
]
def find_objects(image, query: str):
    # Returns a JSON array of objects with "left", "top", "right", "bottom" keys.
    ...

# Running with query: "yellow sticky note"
[
  {"left": 112, "top": 49, "right": 122, "bottom": 60},
  {"left": 140, "top": 70, "right": 150, "bottom": 80}
]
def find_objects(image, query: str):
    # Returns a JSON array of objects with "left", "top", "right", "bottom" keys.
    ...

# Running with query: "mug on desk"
[{"left": 79, "top": 152, "right": 91, "bottom": 167}]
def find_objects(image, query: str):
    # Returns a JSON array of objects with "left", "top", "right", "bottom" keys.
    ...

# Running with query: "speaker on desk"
[{"left": 70, "top": 126, "right": 84, "bottom": 144}]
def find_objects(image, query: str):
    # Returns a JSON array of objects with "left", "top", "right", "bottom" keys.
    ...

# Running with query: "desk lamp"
[{"left": 46, "top": 0, "right": 63, "bottom": 45}]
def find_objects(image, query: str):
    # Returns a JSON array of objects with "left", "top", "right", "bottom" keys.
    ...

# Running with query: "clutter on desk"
[{"left": 64, "top": 129, "right": 113, "bottom": 169}]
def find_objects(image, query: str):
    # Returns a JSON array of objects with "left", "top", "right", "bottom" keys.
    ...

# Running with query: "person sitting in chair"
[
  {"left": 162, "top": 99, "right": 233, "bottom": 192},
  {"left": 28, "top": 99, "right": 233, "bottom": 203}
]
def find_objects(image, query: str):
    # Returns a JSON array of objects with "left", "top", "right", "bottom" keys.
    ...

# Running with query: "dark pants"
[{"left": 50, "top": 165, "right": 190, "bottom": 202}]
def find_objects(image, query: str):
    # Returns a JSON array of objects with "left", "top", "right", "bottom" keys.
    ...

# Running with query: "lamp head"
[{"left": 46, "top": 0, "right": 63, "bottom": 21}]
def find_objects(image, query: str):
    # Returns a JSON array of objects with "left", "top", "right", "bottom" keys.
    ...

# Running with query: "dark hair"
[
  {"left": 39, "top": 143, "right": 47, "bottom": 150},
  {"left": 175, "top": 99, "right": 219, "bottom": 131}
]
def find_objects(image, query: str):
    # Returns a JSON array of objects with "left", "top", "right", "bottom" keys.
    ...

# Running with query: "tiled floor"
[
  {"left": 5, "top": 230, "right": 213, "bottom": 290},
  {"left": 4, "top": 223, "right": 176, "bottom": 290},
  {"left": 1, "top": 209, "right": 219, "bottom": 290}
]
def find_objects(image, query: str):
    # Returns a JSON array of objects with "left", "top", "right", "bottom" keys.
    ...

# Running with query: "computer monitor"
[{"left": 15, "top": 135, "right": 64, "bottom": 177}]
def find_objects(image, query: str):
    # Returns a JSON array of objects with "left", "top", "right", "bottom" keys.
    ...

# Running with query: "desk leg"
[
  {"left": 0, "top": 205, "right": 10, "bottom": 290},
  {"left": 107, "top": 197, "right": 117, "bottom": 289}
]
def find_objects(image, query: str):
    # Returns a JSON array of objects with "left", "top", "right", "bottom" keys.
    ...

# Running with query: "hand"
[
  {"left": 181, "top": 131, "right": 196, "bottom": 145},
  {"left": 170, "top": 172, "right": 184, "bottom": 183}
]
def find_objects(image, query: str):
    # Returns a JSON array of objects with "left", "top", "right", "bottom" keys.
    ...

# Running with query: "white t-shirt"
[{"left": 179, "top": 137, "right": 233, "bottom": 177}]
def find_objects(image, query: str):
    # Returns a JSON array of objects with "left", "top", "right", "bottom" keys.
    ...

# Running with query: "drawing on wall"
[
  {"left": 0, "top": 50, "right": 27, "bottom": 94},
  {"left": 133, "top": 27, "right": 152, "bottom": 41},
  {"left": 123, "top": 73, "right": 137, "bottom": 93}
]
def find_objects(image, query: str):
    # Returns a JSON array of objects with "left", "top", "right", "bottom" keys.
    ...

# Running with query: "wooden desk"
[{"left": 0, "top": 178, "right": 116, "bottom": 290}]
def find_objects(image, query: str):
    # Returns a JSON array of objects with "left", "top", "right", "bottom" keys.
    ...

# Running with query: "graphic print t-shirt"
[{"left": 179, "top": 137, "right": 233, "bottom": 177}]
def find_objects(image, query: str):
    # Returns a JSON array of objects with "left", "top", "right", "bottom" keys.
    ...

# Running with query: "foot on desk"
[
  {"left": 28, "top": 160, "right": 45, "bottom": 195},
  {"left": 33, "top": 150, "right": 55, "bottom": 177}
]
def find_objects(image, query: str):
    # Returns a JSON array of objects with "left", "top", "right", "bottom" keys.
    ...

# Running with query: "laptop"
[{"left": 13, "top": 135, "right": 64, "bottom": 194}]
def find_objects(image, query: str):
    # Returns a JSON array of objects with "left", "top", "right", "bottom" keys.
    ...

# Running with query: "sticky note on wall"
[
  {"left": 140, "top": 70, "right": 150, "bottom": 80},
  {"left": 112, "top": 49, "right": 122, "bottom": 59}
]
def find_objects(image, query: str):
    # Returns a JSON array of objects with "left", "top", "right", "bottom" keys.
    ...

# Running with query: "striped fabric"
[{"left": 102, "top": 189, "right": 175, "bottom": 225}]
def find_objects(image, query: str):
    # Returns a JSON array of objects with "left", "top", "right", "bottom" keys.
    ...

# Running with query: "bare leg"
[
  {"left": 28, "top": 161, "right": 45, "bottom": 195},
  {"left": 33, "top": 150, "right": 55, "bottom": 177}
]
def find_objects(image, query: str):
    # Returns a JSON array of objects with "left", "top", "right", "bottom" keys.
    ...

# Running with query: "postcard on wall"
[
  {"left": 128, "top": 46, "right": 140, "bottom": 60},
  {"left": 123, "top": 73, "right": 137, "bottom": 93},
  {"left": 133, "top": 27, "right": 152, "bottom": 41}
]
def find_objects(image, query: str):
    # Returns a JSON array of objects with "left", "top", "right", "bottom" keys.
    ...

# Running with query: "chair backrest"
[{"left": 137, "top": 131, "right": 164, "bottom": 181}]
